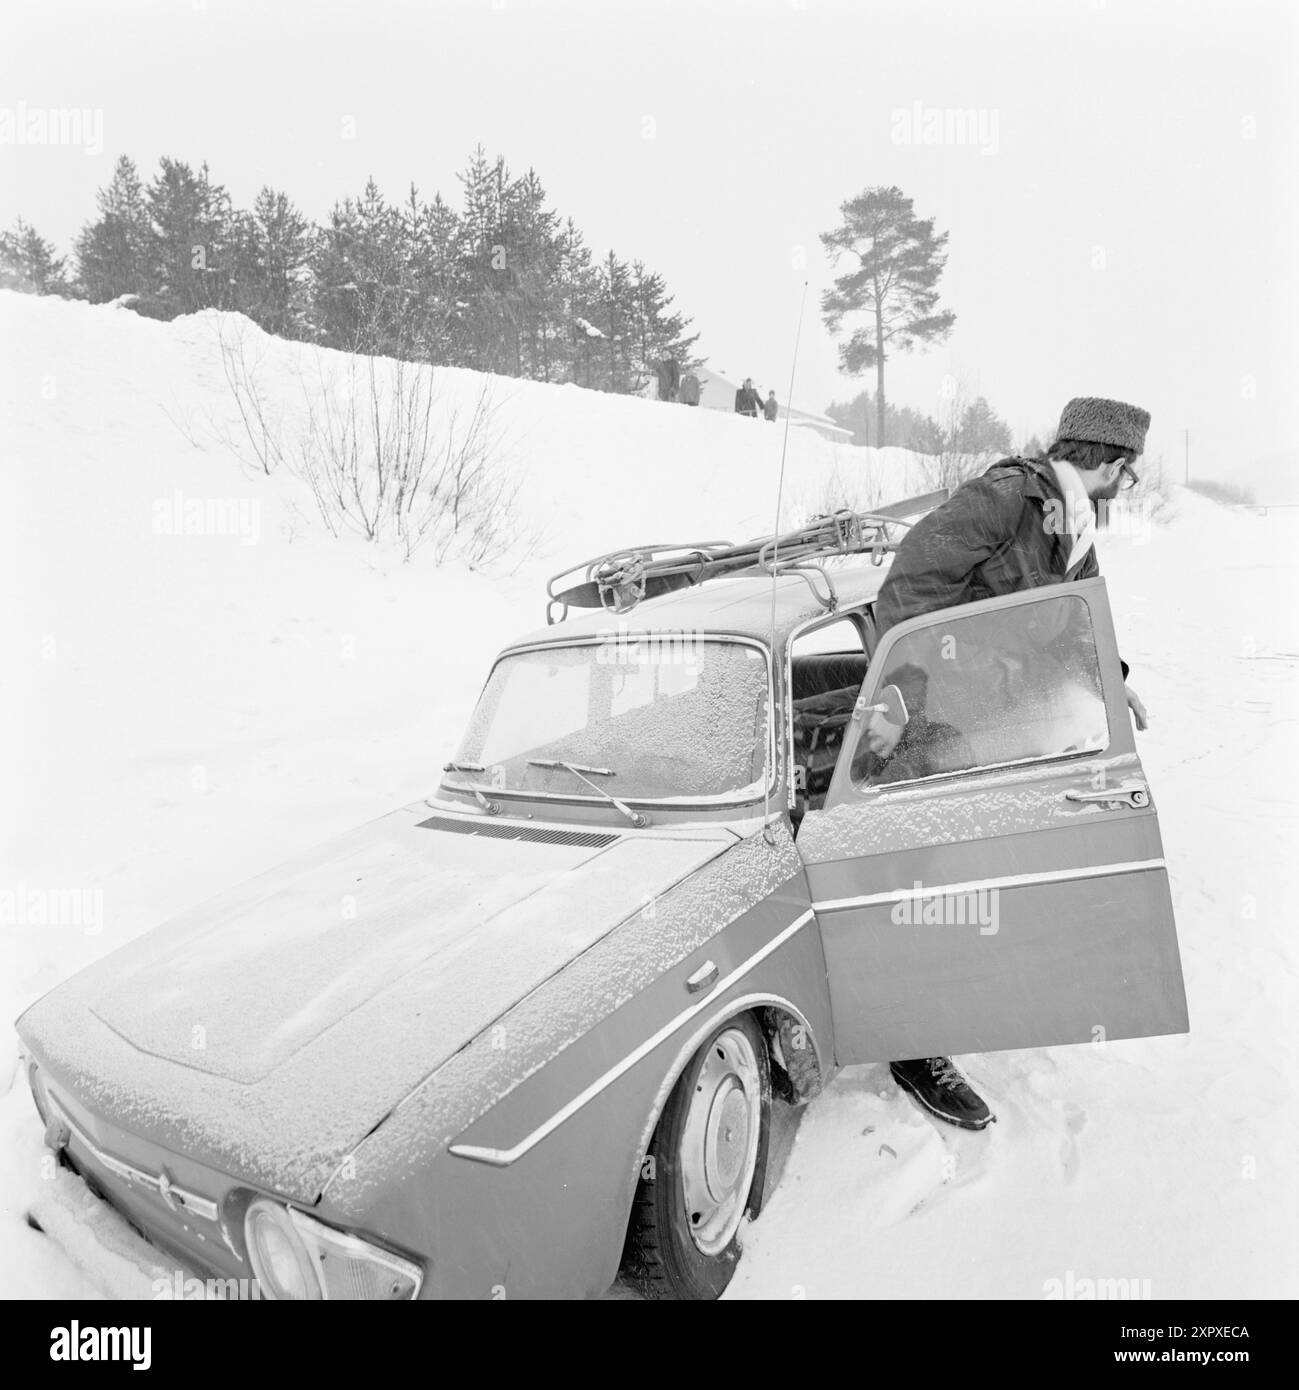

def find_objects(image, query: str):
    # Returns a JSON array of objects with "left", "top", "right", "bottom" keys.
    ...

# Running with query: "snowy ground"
[{"left": 2, "top": 292, "right": 1295, "bottom": 1299}]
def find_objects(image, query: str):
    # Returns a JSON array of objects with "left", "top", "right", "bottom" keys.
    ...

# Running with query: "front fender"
[{"left": 320, "top": 822, "right": 833, "bottom": 1299}]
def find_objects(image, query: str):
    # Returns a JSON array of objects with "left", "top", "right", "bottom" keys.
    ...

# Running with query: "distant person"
[
  {"left": 655, "top": 357, "right": 680, "bottom": 402},
  {"left": 679, "top": 371, "right": 701, "bottom": 407},
  {"left": 763, "top": 390, "right": 778, "bottom": 422},
  {"left": 734, "top": 377, "right": 762, "bottom": 417}
]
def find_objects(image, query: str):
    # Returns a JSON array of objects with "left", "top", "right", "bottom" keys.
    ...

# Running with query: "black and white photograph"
[{"left": 1, "top": 0, "right": 1295, "bottom": 1331}]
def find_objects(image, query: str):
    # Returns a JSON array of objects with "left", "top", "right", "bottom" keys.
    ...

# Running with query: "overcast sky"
[{"left": 3, "top": 0, "right": 1295, "bottom": 495}]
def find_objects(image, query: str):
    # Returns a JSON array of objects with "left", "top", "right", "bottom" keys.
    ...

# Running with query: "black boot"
[{"left": 890, "top": 1057, "right": 995, "bottom": 1131}]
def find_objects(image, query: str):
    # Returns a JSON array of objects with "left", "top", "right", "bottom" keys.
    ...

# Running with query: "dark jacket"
[
  {"left": 734, "top": 386, "right": 762, "bottom": 416},
  {"left": 874, "top": 455, "right": 1112, "bottom": 650}
]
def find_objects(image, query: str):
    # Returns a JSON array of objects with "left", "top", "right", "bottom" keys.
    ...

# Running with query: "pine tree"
[
  {"left": 145, "top": 158, "right": 237, "bottom": 315},
  {"left": 821, "top": 186, "right": 956, "bottom": 446},
  {"left": 75, "top": 155, "right": 154, "bottom": 302},
  {"left": 499, "top": 168, "right": 561, "bottom": 381},
  {"left": 555, "top": 217, "right": 599, "bottom": 385},
  {"left": 0, "top": 219, "right": 72, "bottom": 295},
  {"left": 311, "top": 179, "right": 413, "bottom": 354},
  {"left": 456, "top": 147, "right": 514, "bottom": 373},
  {"left": 595, "top": 251, "right": 636, "bottom": 392},
  {"left": 402, "top": 188, "right": 466, "bottom": 364},
  {"left": 826, "top": 387, "right": 933, "bottom": 449},
  {"left": 310, "top": 195, "right": 363, "bottom": 348},
  {"left": 956, "top": 396, "right": 1012, "bottom": 456},
  {"left": 628, "top": 261, "right": 699, "bottom": 392},
  {"left": 232, "top": 187, "right": 311, "bottom": 337}
]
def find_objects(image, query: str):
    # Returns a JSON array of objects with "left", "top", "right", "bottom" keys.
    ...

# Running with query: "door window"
[{"left": 851, "top": 592, "right": 1109, "bottom": 788}]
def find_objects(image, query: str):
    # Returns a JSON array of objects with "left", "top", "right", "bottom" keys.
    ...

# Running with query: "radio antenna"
[{"left": 763, "top": 279, "right": 810, "bottom": 844}]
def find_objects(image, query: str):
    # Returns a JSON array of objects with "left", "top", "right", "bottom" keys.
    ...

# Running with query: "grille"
[{"left": 416, "top": 815, "right": 618, "bottom": 849}]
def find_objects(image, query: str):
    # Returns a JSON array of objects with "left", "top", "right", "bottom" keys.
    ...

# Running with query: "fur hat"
[{"left": 1056, "top": 397, "right": 1150, "bottom": 455}]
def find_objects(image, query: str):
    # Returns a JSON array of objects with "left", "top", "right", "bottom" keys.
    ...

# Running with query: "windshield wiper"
[
  {"left": 527, "top": 759, "right": 649, "bottom": 827},
  {"left": 526, "top": 759, "right": 613, "bottom": 777},
  {"left": 442, "top": 761, "right": 500, "bottom": 814}
]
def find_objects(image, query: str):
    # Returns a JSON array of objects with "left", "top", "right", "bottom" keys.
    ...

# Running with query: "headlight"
[
  {"left": 245, "top": 1201, "right": 320, "bottom": 1300},
  {"left": 244, "top": 1199, "right": 422, "bottom": 1301}
]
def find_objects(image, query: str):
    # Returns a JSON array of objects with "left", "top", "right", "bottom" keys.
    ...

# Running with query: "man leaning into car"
[{"left": 867, "top": 395, "right": 1151, "bottom": 1131}]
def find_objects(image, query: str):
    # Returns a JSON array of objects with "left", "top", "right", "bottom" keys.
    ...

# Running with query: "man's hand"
[
  {"left": 866, "top": 709, "right": 905, "bottom": 758},
  {"left": 1125, "top": 684, "right": 1149, "bottom": 731}
]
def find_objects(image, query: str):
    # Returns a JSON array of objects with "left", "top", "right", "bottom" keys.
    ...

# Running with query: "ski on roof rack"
[{"left": 544, "top": 488, "right": 948, "bottom": 623}]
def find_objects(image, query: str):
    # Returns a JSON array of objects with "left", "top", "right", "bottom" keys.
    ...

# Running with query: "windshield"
[{"left": 447, "top": 637, "right": 771, "bottom": 803}]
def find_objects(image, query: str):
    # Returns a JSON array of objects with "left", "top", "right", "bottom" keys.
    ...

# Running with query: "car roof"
[{"left": 506, "top": 556, "right": 895, "bottom": 651}]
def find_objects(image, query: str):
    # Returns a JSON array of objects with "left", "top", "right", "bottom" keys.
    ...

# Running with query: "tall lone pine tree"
[{"left": 820, "top": 186, "right": 956, "bottom": 448}]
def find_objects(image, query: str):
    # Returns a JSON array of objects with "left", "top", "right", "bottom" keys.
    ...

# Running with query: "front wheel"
[{"left": 623, "top": 1014, "right": 770, "bottom": 1299}]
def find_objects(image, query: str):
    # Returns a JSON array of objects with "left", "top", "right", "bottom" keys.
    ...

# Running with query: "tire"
[{"left": 622, "top": 1014, "right": 771, "bottom": 1300}]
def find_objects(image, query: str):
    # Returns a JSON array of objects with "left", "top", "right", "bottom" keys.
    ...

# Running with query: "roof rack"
[{"left": 544, "top": 488, "right": 948, "bottom": 623}]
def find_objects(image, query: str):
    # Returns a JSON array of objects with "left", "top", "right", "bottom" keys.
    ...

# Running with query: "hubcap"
[{"left": 679, "top": 1027, "right": 762, "bottom": 1256}]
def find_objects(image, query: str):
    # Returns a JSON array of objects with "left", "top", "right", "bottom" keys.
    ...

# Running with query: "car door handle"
[
  {"left": 686, "top": 960, "right": 719, "bottom": 994},
  {"left": 1064, "top": 780, "right": 1149, "bottom": 809}
]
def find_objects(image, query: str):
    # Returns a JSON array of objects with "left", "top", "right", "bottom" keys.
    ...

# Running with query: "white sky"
[{"left": 2, "top": 0, "right": 1296, "bottom": 495}]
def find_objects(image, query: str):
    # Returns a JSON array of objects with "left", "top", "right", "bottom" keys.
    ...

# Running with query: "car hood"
[{"left": 18, "top": 803, "right": 732, "bottom": 1203}]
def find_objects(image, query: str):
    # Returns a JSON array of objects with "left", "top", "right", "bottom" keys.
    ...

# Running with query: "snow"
[{"left": 2, "top": 290, "right": 1295, "bottom": 1298}]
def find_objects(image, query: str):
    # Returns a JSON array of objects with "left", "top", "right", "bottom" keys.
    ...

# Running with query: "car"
[{"left": 16, "top": 498, "right": 1189, "bottom": 1301}]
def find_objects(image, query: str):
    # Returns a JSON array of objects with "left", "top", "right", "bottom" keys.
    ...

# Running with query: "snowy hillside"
[{"left": 2, "top": 291, "right": 1295, "bottom": 1299}]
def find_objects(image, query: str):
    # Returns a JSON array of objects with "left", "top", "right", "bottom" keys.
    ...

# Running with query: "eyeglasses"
[{"left": 1118, "top": 461, "right": 1140, "bottom": 491}]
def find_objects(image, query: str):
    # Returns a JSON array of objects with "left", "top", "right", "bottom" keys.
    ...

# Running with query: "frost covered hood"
[{"left": 18, "top": 804, "right": 731, "bottom": 1202}]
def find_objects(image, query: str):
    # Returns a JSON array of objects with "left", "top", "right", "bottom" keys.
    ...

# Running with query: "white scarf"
[{"left": 1050, "top": 458, "right": 1096, "bottom": 575}]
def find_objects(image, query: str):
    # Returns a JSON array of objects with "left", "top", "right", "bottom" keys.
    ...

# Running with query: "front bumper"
[
  {"left": 32, "top": 1068, "right": 256, "bottom": 1291},
  {"left": 26, "top": 1054, "right": 424, "bottom": 1299},
  {"left": 27, "top": 1163, "right": 213, "bottom": 1299}
]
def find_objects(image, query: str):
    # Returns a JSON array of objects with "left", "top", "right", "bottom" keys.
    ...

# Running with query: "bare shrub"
[
  {"left": 158, "top": 396, "right": 206, "bottom": 451},
  {"left": 291, "top": 350, "right": 520, "bottom": 562},
  {"left": 792, "top": 452, "right": 889, "bottom": 526},
  {"left": 215, "top": 316, "right": 287, "bottom": 476},
  {"left": 915, "top": 381, "right": 1002, "bottom": 494},
  {"left": 215, "top": 315, "right": 525, "bottom": 564},
  {"left": 1126, "top": 453, "right": 1176, "bottom": 524},
  {"left": 918, "top": 446, "right": 993, "bottom": 494}
]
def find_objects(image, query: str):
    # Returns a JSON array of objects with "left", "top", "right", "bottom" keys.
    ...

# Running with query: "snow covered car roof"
[{"left": 508, "top": 557, "right": 895, "bottom": 649}]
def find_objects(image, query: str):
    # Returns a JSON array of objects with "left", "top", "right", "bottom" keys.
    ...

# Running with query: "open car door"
[{"left": 796, "top": 577, "right": 1188, "bottom": 1064}]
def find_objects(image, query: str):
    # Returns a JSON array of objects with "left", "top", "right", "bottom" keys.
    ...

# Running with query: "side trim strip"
[
  {"left": 449, "top": 908, "right": 817, "bottom": 1167},
  {"left": 812, "top": 857, "right": 1167, "bottom": 913}
]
